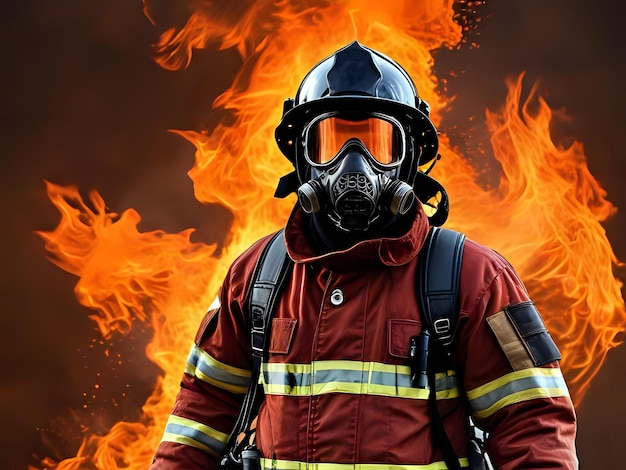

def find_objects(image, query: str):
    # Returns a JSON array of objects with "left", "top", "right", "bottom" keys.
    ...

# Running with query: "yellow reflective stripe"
[
  {"left": 185, "top": 344, "right": 251, "bottom": 394},
  {"left": 264, "top": 362, "right": 312, "bottom": 374},
  {"left": 262, "top": 361, "right": 459, "bottom": 400},
  {"left": 161, "top": 414, "right": 229, "bottom": 456},
  {"left": 260, "top": 458, "right": 470, "bottom": 469},
  {"left": 467, "top": 367, "right": 570, "bottom": 419}
]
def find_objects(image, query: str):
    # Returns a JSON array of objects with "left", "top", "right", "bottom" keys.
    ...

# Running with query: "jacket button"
[{"left": 330, "top": 288, "right": 344, "bottom": 306}]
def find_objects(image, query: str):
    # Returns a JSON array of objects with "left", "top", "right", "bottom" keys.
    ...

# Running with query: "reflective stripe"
[
  {"left": 185, "top": 344, "right": 251, "bottom": 394},
  {"left": 161, "top": 414, "right": 229, "bottom": 456},
  {"left": 260, "top": 458, "right": 470, "bottom": 469},
  {"left": 262, "top": 361, "right": 459, "bottom": 400},
  {"left": 467, "top": 367, "right": 570, "bottom": 419}
]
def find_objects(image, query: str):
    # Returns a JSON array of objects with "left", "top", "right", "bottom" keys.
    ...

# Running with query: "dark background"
[{"left": 1, "top": 1, "right": 624, "bottom": 468}]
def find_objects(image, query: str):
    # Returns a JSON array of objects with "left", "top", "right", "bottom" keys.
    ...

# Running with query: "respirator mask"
[{"left": 297, "top": 112, "right": 415, "bottom": 232}]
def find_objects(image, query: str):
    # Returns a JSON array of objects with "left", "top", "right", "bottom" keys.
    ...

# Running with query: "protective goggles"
[{"left": 303, "top": 113, "right": 406, "bottom": 168}]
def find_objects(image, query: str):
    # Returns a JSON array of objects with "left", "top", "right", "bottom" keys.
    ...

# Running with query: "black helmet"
[{"left": 274, "top": 42, "right": 449, "bottom": 227}]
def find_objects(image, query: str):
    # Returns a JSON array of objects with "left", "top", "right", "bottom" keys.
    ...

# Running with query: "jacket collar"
[{"left": 284, "top": 202, "right": 430, "bottom": 269}]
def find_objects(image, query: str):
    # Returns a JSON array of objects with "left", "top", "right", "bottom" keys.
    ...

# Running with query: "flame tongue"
[
  {"left": 38, "top": 1, "right": 624, "bottom": 468},
  {"left": 37, "top": 181, "right": 225, "bottom": 468},
  {"left": 441, "top": 75, "right": 625, "bottom": 393}
]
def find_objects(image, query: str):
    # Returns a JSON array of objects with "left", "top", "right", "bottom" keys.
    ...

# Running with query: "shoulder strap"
[
  {"left": 418, "top": 227, "right": 466, "bottom": 470},
  {"left": 248, "top": 230, "right": 293, "bottom": 359},
  {"left": 222, "top": 230, "right": 293, "bottom": 466},
  {"left": 418, "top": 226, "right": 466, "bottom": 348}
]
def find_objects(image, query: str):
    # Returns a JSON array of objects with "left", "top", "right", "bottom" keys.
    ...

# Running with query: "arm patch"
[{"left": 487, "top": 301, "right": 561, "bottom": 371}]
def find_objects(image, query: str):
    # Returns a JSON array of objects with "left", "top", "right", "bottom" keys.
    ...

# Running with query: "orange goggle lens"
[{"left": 306, "top": 116, "right": 403, "bottom": 166}]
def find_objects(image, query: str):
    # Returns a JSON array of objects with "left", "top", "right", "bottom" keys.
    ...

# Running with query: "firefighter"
[{"left": 151, "top": 42, "right": 578, "bottom": 469}]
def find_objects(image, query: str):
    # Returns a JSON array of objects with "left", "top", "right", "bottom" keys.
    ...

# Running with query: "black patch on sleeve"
[{"left": 504, "top": 301, "right": 562, "bottom": 366}]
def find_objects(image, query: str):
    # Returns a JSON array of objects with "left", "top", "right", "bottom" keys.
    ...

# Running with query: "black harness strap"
[
  {"left": 221, "top": 230, "right": 292, "bottom": 467},
  {"left": 418, "top": 227, "right": 466, "bottom": 470},
  {"left": 248, "top": 230, "right": 293, "bottom": 360},
  {"left": 418, "top": 227, "right": 466, "bottom": 348}
]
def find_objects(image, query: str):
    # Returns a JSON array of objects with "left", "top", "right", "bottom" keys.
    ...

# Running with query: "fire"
[{"left": 37, "top": 1, "right": 624, "bottom": 468}]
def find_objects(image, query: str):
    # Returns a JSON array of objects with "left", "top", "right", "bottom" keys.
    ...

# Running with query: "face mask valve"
[
  {"left": 380, "top": 177, "right": 415, "bottom": 215},
  {"left": 297, "top": 178, "right": 325, "bottom": 214}
]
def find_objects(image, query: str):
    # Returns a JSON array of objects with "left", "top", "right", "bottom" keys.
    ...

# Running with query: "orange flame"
[{"left": 37, "top": 1, "right": 624, "bottom": 468}]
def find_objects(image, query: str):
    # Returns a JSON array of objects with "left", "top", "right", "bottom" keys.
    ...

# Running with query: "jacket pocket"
[
  {"left": 388, "top": 319, "right": 421, "bottom": 358},
  {"left": 269, "top": 318, "right": 298, "bottom": 355}
]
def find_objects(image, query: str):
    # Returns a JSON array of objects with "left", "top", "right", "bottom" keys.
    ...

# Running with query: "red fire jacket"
[{"left": 151, "top": 204, "right": 578, "bottom": 469}]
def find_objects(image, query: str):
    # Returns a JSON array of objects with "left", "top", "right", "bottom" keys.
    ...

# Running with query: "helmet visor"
[{"left": 305, "top": 114, "right": 405, "bottom": 167}]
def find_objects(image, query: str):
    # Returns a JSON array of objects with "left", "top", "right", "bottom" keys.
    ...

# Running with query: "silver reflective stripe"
[
  {"left": 260, "top": 458, "right": 470, "bottom": 469},
  {"left": 161, "top": 414, "right": 229, "bottom": 456},
  {"left": 264, "top": 368, "right": 312, "bottom": 388},
  {"left": 262, "top": 361, "right": 459, "bottom": 400},
  {"left": 185, "top": 344, "right": 251, "bottom": 394},
  {"left": 467, "top": 367, "right": 570, "bottom": 419}
]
